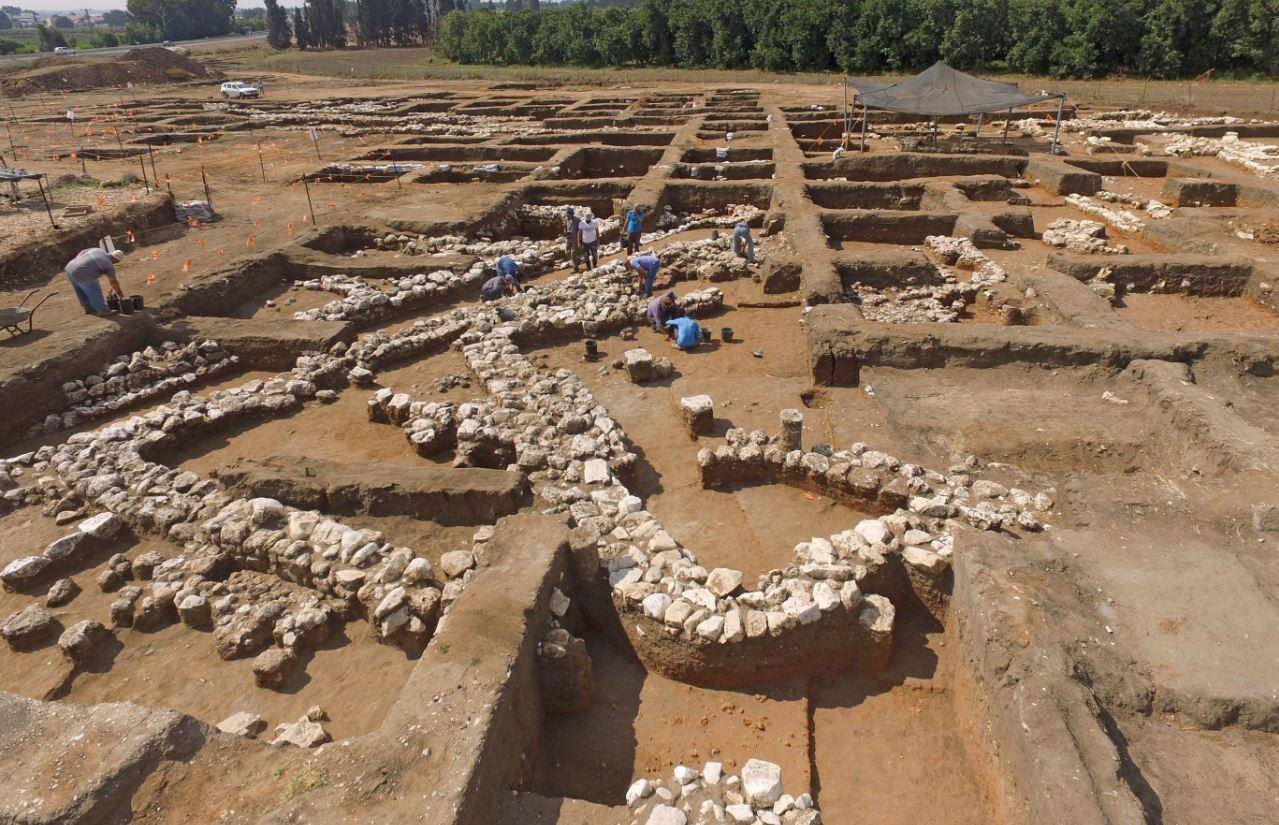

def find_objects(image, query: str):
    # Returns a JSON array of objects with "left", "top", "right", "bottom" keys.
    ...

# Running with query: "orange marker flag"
[
  {"left": 246, "top": 235, "right": 255, "bottom": 247},
  {"left": 182, "top": 259, "right": 191, "bottom": 273},
  {"left": 287, "top": 221, "right": 294, "bottom": 235},
  {"left": 151, "top": 249, "right": 159, "bottom": 260},
  {"left": 128, "top": 230, "right": 136, "bottom": 242},
  {"left": 197, "top": 238, "right": 205, "bottom": 248},
  {"left": 146, "top": 272, "right": 156, "bottom": 285},
  {"left": 218, "top": 248, "right": 225, "bottom": 256}
]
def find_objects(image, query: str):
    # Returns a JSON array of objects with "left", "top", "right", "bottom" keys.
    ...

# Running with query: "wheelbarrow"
[{"left": 0, "top": 290, "right": 58, "bottom": 337}]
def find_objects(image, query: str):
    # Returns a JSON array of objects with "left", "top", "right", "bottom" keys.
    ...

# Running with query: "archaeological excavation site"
[{"left": 1, "top": 58, "right": 1278, "bottom": 825}]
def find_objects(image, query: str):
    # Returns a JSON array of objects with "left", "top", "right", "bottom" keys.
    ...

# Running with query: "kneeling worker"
[
  {"left": 481, "top": 273, "right": 518, "bottom": 302},
  {"left": 65, "top": 247, "right": 125, "bottom": 315},
  {"left": 665, "top": 313, "right": 702, "bottom": 351}
]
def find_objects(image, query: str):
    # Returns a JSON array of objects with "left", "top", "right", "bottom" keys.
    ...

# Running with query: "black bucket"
[
  {"left": 118, "top": 297, "right": 133, "bottom": 315},
  {"left": 584, "top": 340, "right": 599, "bottom": 359},
  {"left": 721, "top": 327, "right": 733, "bottom": 343},
  {"left": 106, "top": 295, "right": 120, "bottom": 313},
  {"left": 130, "top": 294, "right": 144, "bottom": 311}
]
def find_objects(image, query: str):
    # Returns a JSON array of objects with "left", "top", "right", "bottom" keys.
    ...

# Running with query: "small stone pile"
[
  {"left": 292, "top": 269, "right": 484, "bottom": 323},
  {"left": 851, "top": 282, "right": 977, "bottom": 323},
  {"left": 33, "top": 341, "right": 236, "bottom": 438},
  {"left": 1042, "top": 218, "right": 1129, "bottom": 255},
  {"left": 1094, "top": 189, "right": 1171, "bottom": 219},
  {"left": 627, "top": 759, "right": 821, "bottom": 825},
  {"left": 1064, "top": 194, "right": 1145, "bottom": 233},
  {"left": 1065, "top": 110, "right": 1250, "bottom": 133},
  {"left": 924, "top": 236, "right": 1007, "bottom": 285},
  {"left": 1163, "top": 131, "right": 1279, "bottom": 178},
  {"left": 312, "top": 161, "right": 423, "bottom": 179}
]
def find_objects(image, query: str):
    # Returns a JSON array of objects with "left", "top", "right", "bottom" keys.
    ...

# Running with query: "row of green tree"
[
  {"left": 266, "top": 0, "right": 461, "bottom": 49},
  {"left": 435, "top": 0, "right": 1279, "bottom": 79}
]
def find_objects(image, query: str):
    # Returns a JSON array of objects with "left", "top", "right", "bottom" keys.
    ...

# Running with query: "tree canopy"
[{"left": 436, "top": 0, "right": 1279, "bottom": 78}]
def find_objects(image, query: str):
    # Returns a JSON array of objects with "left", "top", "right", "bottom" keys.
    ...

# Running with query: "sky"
[{"left": 13, "top": 1, "right": 301, "bottom": 10}]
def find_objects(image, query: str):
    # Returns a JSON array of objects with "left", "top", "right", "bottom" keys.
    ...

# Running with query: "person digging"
[{"left": 64, "top": 247, "right": 125, "bottom": 315}]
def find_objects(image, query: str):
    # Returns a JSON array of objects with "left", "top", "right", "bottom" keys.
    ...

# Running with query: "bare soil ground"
[{"left": 0, "top": 47, "right": 1277, "bottom": 825}]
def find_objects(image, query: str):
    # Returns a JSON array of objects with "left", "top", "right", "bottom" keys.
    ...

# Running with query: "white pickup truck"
[
  {"left": 219, "top": 81, "right": 261, "bottom": 99},
  {"left": 53, "top": 46, "right": 76, "bottom": 56}
]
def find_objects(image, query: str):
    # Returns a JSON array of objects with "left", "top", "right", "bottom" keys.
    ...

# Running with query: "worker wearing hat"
[{"left": 64, "top": 247, "right": 125, "bottom": 315}]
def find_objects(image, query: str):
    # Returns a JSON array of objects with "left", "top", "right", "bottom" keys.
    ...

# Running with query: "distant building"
[{"left": 10, "top": 11, "right": 37, "bottom": 27}]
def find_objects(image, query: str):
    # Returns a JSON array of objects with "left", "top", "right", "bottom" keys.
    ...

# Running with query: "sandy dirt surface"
[{"left": 1, "top": 52, "right": 1278, "bottom": 825}]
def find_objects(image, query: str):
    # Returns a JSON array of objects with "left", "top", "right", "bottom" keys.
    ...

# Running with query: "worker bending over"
[
  {"left": 666, "top": 313, "right": 703, "bottom": 351},
  {"left": 627, "top": 252, "right": 661, "bottom": 298},
  {"left": 731, "top": 220, "right": 755, "bottom": 263},
  {"left": 65, "top": 247, "right": 125, "bottom": 315},
  {"left": 495, "top": 255, "right": 526, "bottom": 285}
]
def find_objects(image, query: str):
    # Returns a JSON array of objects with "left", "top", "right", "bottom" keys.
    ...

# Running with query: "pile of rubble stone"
[
  {"left": 1163, "top": 131, "right": 1279, "bottom": 178},
  {"left": 626, "top": 758, "right": 821, "bottom": 825},
  {"left": 1042, "top": 218, "right": 1129, "bottom": 255},
  {"left": 1064, "top": 194, "right": 1146, "bottom": 232},
  {"left": 32, "top": 340, "right": 237, "bottom": 438},
  {"left": 1094, "top": 188, "right": 1171, "bottom": 219},
  {"left": 924, "top": 236, "right": 1008, "bottom": 285},
  {"left": 1065, "top": 110, "right": 1251, "bottom": 133},
  {"left": 851, "top": 282, "right": 977, "bottom": 323}
]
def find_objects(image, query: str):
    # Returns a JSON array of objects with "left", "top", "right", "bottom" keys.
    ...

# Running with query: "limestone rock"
[
  {"left": 1, "top": 555, "right": 49, "bottom": 588},
  {"left": 45, "top": 577, "right": 79, "bottom": 607},
  {"left": 705, "top": 567, "right": 743, "bottom": 597},
  {"left": 439, "top": 550, "right": 475, "bottom": 579},
  {"left": 741, "top": 758, "right": 783, "bottom": 807},
  {"left": 679, "top": 395, "right": 714, "bottom": 437},
  {"left": 2, "top": 603, "right": 57, "bottom": 651},
  {"left": 271, "top": 716, "right": 331, "bottom": 748},
  {"left": 217, "top": 711, "right": 266, "bottom": 737},
  {"left": 57, "top": 619, "right": 107, "bottom": 665},
  {"left": 253, "top": 647, "right": 299, "bottom": 689}
]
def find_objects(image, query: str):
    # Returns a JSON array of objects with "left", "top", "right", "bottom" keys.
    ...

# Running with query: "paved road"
[{"left": 0, "top": 31, "right": 266, "bottom": 65}]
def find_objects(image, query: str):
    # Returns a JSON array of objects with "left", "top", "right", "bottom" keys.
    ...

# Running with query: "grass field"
[{"left": 225, "top": 43, "right": 1279, "bottom": 114}]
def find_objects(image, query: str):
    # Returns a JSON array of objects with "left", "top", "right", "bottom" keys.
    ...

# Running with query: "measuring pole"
[
  {"left": 310, "top": 127, "right": 321, "bottom": 160},
  {"left": 201, "top": 167, "right": 213, "bottom": 212},
  {"left": 1002, "top": 107, "right": 1012, "bottom": 145},
  {"left": 5, "top": 124, "right": 16, "bottom": 162},
  {"left": 146, "top": 141, "right": 159, "bottom": 183},
  {"left": 77, "top": 149, "right": 86, "bottom": 176},
  {"left": 35, "top": 176, "right": 57, "bottom": 229},
  {"left": 257, "top": 143, "right": 267, "bottom": 182},
  {"left": 302, "top": 174, "right": 317, "bottom": 226},
  {"left": 1049, "top": 94, "right": 1066, "bottom": 155},
  {"left": 859, "top": 98, "right": 869, "bottom": 152},
  {"left": 137, "top": 152, "right": 150, "bottom": 193}
]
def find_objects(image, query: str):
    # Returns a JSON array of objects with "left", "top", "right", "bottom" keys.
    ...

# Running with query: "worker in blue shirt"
[
  {"left": 666, "top": 314, "right": 702, "bottom": 350},
  {"left": 623, "top": 205, "right": 647, "bottom": 254},
  {"left": 626, "top": 253, "right": 661, "bottom": 297},
  {"left": 495, "top": 255, "right": 526, "bottom": 285}
]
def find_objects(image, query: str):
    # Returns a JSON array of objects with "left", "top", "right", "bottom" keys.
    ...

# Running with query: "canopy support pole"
[
  {"left": 975, "top": 112, "right": 983, "bottom": 137},
  {"left": 1050, "top": 94, "right": 1066, "bottom": 155},
  {"left": 860, "top": 99, "right": 869, "bottom": 152},
  {"left": 843, "top": 79, "right": 849, "bottom": 143},
  {"left": 932, "top": 117, "right": 938, "bottom": 148},
  {"left": 1002, "top": 107, "right": 1012, "bottom": 145}
]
